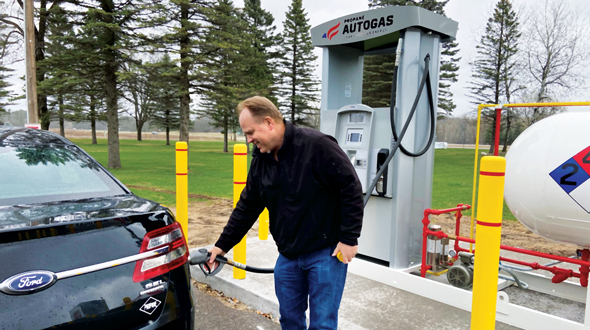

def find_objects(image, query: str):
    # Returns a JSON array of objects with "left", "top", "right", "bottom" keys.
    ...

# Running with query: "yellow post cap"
[
  {"left": 480, "top": 156, "right": 506, "bottom": 173},
  {"left": 234, "top": 144, "right": 247, "bottom": 154},
  {"left": 176, "top": 141, "right": 187, "bottom": 150}
]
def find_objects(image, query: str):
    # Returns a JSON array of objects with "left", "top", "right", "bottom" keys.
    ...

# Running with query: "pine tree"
[
  {"left": 197, "top": 0, "right": 251, "bottom": 152},
  {"left": 469, "top": 0, "right": 521, "bottom": 153},
  {"left": 38, "top": 4, "right": 79, "bottom": 137},
  {"left": 149, "top": 54, "right": 181, "bottom": 146},
  {"left": 365, "top": 0, "right": 460, "bottom": 114},
  {"left": 69, "top": 0, "right": 151, "bottom": 168},
  {"left": 241, "top": 0, "right": 279, "bottom": 102},
  {"left": 147, "top": 0, "right": 211, "bottom": 144},
  {"left": 362, "top": 53, "right": 396, "bottom": 108},
  {"left": 278, "top": 0, "right": 319, "bottom": 128},
  {"left": 0, "top": 64, "right": 14, "bottom": 114}
]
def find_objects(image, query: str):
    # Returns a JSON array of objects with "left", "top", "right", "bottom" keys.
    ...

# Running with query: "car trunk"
[{"left": 0, "top": 198, "right": 181, "bottom": 329}]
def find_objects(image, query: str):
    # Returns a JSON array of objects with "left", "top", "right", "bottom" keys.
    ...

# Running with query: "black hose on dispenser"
[
  {"left": 389, "top": 55, "right": 436, "bottom": 157},
  {"left": 363, "top": 47, "right": 437, "bottom": 207}
]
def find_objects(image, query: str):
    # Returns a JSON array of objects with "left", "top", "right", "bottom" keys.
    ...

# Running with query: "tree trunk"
[
  {"left": 102, "top": 0, "right": 121, "bottom": 168},
  {"left": 223, "top": 116, "right": 228, "bottom": 153},
  {"left": 502, "top": 111, "right": 510, "bottom": 152},
  {"left": 166, "top": 127, "right": 170, "bottom": 146},
  {"left": 178, "top": 2, "right": 191, "bottom": 144},
  {"left": 136, "top": 121, "right": 143, "bottom": 141},
  {"left": 58, "top": 94, "right": 65, "bottom": 137},
  {"left": 36, "top": 0, "right": 49, "bottom": 130},
  {"left": 90, "top": 97, "right": 97, "bottom": 144},
  {"left": 106, "top": 60, "right": 121, "bottom": 168},
  {"left": 91, "top": 118, "right": 97, "bottom": 144},
  {"left": 291, "top": 44, "right": 297, "bottom": 123}
]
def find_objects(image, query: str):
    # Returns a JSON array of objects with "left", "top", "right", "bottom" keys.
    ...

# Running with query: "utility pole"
[{"left": 24, "top": 0, "right": 39, "bottom": 125}]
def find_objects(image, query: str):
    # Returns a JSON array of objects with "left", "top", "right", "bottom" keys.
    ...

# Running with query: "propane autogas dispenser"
[{"left": 311, "top": 6, "right": 458, "bottom": 269}]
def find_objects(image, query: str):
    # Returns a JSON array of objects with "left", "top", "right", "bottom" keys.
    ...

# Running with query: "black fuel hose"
[
  {"left": 364, "top": 53, "right": 435, "bottom": 206},
  {"left": 189, "top": 248, "right": 274, "bottom": 275},
  {"left": 390, "top": 56, "right": 436, "bottom": 157},
  {"left": 224, "top": 256, "right": 275, "bottom": 274}
]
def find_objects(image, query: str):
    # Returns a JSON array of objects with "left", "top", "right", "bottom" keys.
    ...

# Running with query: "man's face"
[{"left": 239, "top": 108, "right": 275, "bottom": 154}]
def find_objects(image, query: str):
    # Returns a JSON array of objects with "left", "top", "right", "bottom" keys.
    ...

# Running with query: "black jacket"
[{"left": 215, "top": 121, "right": 363, "bottom": 259}]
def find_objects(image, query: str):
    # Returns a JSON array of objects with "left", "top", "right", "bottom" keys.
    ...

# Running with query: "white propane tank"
[{"left": 505, "top": 111, "right": 590, "bottom": 248}]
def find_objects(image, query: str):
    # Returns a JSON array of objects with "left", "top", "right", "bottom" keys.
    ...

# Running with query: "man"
[{"left": 208, "top": 96, "right": 363, "bottom": 329}]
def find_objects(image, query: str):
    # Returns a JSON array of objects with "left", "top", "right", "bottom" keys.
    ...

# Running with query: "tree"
[
  {"left": 278, "top": 0, "right": 319, "bottom": 128},
  {"left": 362, "top": 52, "right": 396, "bottom": 107},
  {"left": 0, "top": 0, "right": 22, "bottom": 115},
  {"left": 120, "top": 62, "right": 157, "bottom": 141},
  {"left": 198, "top": 0, "right": 250, "bottom": 152},
  {"left": 67, "top": 0, "right": 152, "bottom": 168},
  {"left": 366, "top": 0, "right": 461, "bottom": 113},
  {"left": 11, "top": 0, "right": 69, "bottom": 129},
  {"left": 241, "top": 0, "right": 279, "bottom": 102},
  {"left": 38, "top": 4, "right": 79, "bottom": 137},
  {"left": 469, "top": 0, "right": 521, "bottom": 153},
  {"left": 147, "top": 0, "right": 212, "bottom": 145},
  {"left": 523, "top": 0, "right": 588, "bottom": 124},
  {"left": 0, "top": 64, "right": 14, "bottom": 113},
  {"left": 148, "top": 54, "right": 181, "bottom": 146},
  {"left": 0, "top": 0, "right": 22, "bottom": 65}
]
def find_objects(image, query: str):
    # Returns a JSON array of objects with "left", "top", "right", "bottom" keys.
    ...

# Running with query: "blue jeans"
[{"left": 274, "top": 245, "right": 348, "bottom": 330}]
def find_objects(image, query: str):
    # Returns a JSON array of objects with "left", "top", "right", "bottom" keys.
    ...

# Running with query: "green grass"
[
  {"left": 432, "top": 148, "right": 515, "bottom": 220},
  {"left": 75, "top": 139, "right": 515, "bottom": 220},
  {"left": 73, "top": 138, "right": 250, "bottom": 206}
]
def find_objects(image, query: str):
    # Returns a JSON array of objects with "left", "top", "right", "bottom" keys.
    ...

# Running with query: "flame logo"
[{"left": 327, "top": 22, "right": 340, "bottom": 40}]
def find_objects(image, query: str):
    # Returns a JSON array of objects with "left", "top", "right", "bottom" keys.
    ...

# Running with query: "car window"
[{"left": 0, "top": 145, "right": 127, "bottom": 206}]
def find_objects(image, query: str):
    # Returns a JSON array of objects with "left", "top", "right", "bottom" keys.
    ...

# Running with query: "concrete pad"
[{"left": 190, "top": 237, "right": 519, "bottom": 329}]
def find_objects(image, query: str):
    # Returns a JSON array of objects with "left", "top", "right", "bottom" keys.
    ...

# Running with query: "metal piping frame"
[
  {"left": 416, "top": 204, "right": 590, "bottom": 328},
  {"left": 421, "top": 206, "right": 590, "bottom": 284}
]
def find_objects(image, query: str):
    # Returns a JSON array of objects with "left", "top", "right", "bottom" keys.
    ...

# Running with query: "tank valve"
[{"left": 426, "top": 225, "right": 449, "bottom": 271}]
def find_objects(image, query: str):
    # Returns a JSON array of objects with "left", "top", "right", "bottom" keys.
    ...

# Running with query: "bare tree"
[
  {"left": 0, "top": 0, "right": 23, "bottom": 65},
  {"left": 523, "top": 0, "right": 589, "bottom": 124}
]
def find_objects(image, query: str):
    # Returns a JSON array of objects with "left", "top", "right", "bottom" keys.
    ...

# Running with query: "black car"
[{"left": 0, "top": 127, "right": 194, "bottom": 329}]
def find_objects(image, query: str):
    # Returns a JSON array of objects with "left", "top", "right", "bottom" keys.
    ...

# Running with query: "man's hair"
[{"left": 237, "top": 96, "right": 283, "bottom": 122}]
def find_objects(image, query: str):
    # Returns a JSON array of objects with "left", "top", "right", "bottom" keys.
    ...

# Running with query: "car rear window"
[{"left": 0, "top": 145, "right": 127, "bottom": 206}]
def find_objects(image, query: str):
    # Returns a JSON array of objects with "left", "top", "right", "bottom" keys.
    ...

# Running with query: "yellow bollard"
[
  {"left": 259, "top": 208, "right": 269, "bottom": 240},
  {"left": 233, "top": 144, "right": 248, "bottom": 279},
  {"left": 470, "top": 156, "right": 506, "bottom": 329},
  {"left": 175, "top": 142, "right": 188, "bottom": 238}
]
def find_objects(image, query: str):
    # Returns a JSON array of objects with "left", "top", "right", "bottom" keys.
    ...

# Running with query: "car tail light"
[{"left": 132, "top": 222, "right": 189, "bottom": 282}]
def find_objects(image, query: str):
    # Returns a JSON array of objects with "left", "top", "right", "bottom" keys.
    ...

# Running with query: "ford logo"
[{"left": 0, "top": 271, "right": 57, "bottom": 295}]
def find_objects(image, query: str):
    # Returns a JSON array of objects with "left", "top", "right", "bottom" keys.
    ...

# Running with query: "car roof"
[{"left": 0, "top": 127, "right": 73, "bottom": 146}]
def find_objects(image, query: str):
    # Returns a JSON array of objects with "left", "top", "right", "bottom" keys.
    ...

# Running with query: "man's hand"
[
  {"left": 207, "top": 246, "right": 226, "bottom": 272},
  {"left": 332, "top": 242, "right": 358, "bottom": 264}
]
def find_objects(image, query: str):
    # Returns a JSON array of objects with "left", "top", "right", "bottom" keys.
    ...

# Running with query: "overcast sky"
[
  {"left": 6, "top": 0, "right": 590, "bottom": 116},
  {"left": 233, "top": 0, "right": 590, "bottom": 116}
]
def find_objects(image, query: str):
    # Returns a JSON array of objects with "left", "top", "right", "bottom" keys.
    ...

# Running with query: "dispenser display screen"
[{"left": 346, "top": 129, "right": 363, "bottom": 144}]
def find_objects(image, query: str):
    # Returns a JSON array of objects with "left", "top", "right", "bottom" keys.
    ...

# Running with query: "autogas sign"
[
  {"left": 311, "top": 6, "right": 457, "bottom": 47},
  {"left": 321, "top": 14, "right": 394, "bottom": 41}
]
